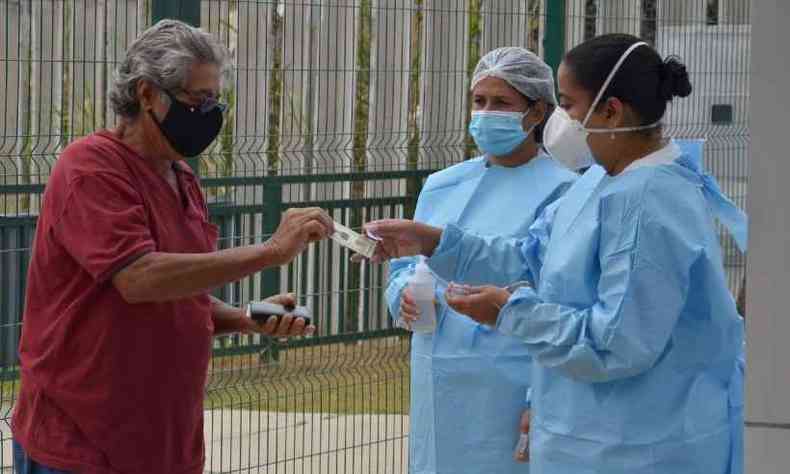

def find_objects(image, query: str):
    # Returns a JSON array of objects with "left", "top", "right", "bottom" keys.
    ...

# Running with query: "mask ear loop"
[
  {"left": 520, "top": 106, "right": 532, "bottom": 126},
  {"left": 521, "top": 107, "right": 539, "bottom": 139},
  {"left": 581, "top": 41, "right": 649, "bottom": 128}
]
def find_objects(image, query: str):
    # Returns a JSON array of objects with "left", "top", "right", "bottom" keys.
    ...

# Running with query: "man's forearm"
[
  {"left": 113, "top": 242, "right": 283, "bottom": 304},
  {"left": 419, "top": 223, "right": 443, "bottom": 256}
]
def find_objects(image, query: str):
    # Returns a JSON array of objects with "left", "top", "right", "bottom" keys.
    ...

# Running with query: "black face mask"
[{"left": 150, "top": 91, "right": 224, "bottom": 158}]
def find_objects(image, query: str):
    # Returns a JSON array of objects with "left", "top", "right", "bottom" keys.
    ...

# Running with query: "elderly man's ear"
[{"left": 137, "top": 80, "right": 162, "bottom": 116}]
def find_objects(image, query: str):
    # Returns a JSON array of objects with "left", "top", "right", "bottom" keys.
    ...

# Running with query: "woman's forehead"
[
  {"left": 473, "top": 76, "right": 520, "bottom": 97},
  {"left": 557, "top": 63, "right": 587, "bottom": 101}
]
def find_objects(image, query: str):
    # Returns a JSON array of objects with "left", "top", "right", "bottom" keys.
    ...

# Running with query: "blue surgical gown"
[
  {"left": 386, "top": 153, "right": 576, "bottom": 474},
  {"left": 426, "top": 142, "right": 745, "bottom": 474}
]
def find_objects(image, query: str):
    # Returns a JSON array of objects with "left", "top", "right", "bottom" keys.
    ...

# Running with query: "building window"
[
  {"left": 707, "top": 0, "right": 720, "bottom": 25},
  {"left": 711, "top": 104, "right": 734, "bottom": 125}
]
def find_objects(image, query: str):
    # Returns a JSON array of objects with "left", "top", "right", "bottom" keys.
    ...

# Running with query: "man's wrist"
[
  {"left": 211, "top": 299, "right": 252, "bottom": 334},
  {"left": 260, "top": 239, "right": 286, "bottom": 267}
]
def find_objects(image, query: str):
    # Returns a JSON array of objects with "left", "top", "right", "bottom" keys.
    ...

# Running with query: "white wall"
[{"left": 746, "top": 1, "right": 790, "bottom": 472}]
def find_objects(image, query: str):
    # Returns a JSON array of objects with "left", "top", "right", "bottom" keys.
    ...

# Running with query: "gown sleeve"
[
  {"left": 427, "top": 198, "right": 562, "bottom": 288},
  {"left": 495, "top": 174, "right": 700, "bottom": 383}
]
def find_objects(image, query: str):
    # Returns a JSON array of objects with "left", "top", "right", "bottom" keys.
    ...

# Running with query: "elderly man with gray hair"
[{"left": 11, "top": 20, "right": 333, "bottom": 474}]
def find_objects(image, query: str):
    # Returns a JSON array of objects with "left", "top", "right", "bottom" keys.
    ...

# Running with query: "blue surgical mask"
[{"left": 468, "top": 109, "right": 533, "bottom": 157}]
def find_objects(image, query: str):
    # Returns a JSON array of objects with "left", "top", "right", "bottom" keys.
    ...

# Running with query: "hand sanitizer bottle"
[{"left": 409, "top": 256, "right": 437, "bottom": 333}]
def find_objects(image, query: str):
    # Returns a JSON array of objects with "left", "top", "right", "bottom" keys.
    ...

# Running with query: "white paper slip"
[{"left": 331, "top": 222, "right": 377, "bottom": 258}]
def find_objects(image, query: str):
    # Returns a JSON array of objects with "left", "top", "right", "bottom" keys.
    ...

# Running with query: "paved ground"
[
  {"left": 203, "top": 410, "right": 409, "bottom": 474},
  {"left": 1, "top": 410, "right": 410, "bottom": 474},
  {"left": 1, "top": 420, "right": 11, "bottom": 473}
]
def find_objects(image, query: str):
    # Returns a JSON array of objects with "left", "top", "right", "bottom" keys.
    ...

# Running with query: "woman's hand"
[
  {"left": 351, "top": 219, "right": 443, "bottom": 263},
  {"left": 445, "top": 284, "right": 511, "bottom": 326},
  {"left": 514, "top": 409, "right": 531, "bottom": 462},
  {"left": 397, "top": 287, "right": 423, "bottom": 331}
]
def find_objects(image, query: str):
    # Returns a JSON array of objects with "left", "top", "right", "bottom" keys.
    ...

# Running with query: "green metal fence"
[{"left": 1, "top": 1, "right": 750, "bottom": 472}]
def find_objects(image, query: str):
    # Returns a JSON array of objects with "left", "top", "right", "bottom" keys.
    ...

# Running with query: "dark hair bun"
[{"left": 659, "top": 56, "right": 692, "bottom": 100}]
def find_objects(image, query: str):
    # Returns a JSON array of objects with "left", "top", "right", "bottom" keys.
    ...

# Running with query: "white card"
[{"left": 331, "top": 222, "right": 377, "bottom": 258}]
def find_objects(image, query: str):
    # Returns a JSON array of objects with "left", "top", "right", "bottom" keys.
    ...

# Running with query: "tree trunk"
[
  {"left": 60, "top": 0, "right": 73, "bottom": 146},
  {"left": 346, "top": 0, "right": 373, "bottom": 335},
  {"left": 464, "top": 0, "right": 481, "bottom": 160},
  {"left": 139, "top": 0, "right": 151, "bottom": 29},
  {"left": 96, "top": 0, "right": 108, "bottom": 129},
  {"left": 16, "top": 0, "right": 33, "bottom": 213},
  {"left": 405, "top": 0, "right": 424, "bottom": 219},
  {"left": 266, "top": 1, "right": 284, "bottom": 175},
  {"left": 220, "top": 0, "right": 238, "bottom": 177}
]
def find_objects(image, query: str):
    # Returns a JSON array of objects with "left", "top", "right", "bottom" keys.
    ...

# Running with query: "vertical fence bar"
[
  {"left": 544, "top": 0, "right": 567, "bottom": 76},
  {"left": 261, "top": 179, "right": 283, "bottom": 299},
  {"left": 261, "top": 180, "right": 283, "bottom": 361},
  {"left": 151, "top": 0, "right": 200, "bottom": 27}
]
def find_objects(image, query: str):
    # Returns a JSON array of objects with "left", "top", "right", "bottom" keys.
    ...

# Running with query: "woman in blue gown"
[
  {"left": 367, "top": 34, "right": 746, "bottom": 474},
  {"left": 387, "top": 47, "right": 576, "bottom": 474}
]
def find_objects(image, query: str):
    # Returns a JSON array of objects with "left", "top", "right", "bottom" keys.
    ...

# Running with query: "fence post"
[
  {"left": 261, "top": 180, "right": 283, "bottom": 299},
  {"left": 260, "top": 180, "right": 283, "bottom": 361},
  {"left": 151, "top": 0, "right": 201, "bottom": 173},
  {"left": 543, "top": 0, "right": 567, "bottom": 77}
]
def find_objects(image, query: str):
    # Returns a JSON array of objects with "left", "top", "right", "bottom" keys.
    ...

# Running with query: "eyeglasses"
[{"left": 166, "top": 88, "right": 227, "bottom": 114}]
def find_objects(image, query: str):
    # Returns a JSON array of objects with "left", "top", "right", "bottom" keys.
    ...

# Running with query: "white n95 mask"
[
  {"left": 544, "top": 41, "right": 661, "bottom": 171},
  {"left": 543, "top": 106, "right": 594, "bottom": 171}
]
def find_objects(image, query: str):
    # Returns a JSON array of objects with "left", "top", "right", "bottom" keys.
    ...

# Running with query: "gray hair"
[{"left": 109, "top": 19, "right": 231, "bottom": 118}]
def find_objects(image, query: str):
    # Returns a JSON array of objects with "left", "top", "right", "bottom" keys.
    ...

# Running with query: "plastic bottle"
[{"left": 408, "top": 256, "right": 437, "bottom": 333}]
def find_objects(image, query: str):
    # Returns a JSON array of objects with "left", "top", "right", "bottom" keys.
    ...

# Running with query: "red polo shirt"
[{"left": 12, "top": 130, "right": 219, "bottom": 473}]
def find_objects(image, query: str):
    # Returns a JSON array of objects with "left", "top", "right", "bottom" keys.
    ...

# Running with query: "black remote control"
[{"left": 246, "top": 301, "right": 312, "bottom": 327}]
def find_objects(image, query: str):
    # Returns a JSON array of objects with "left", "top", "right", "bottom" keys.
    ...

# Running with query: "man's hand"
[
  {"left": 266, "top": 208, "right": 334, "bottom": 266},
  {"left": 239, "top": 293, "right": 316, "bottom": 337},
  {"left": 444, "top": 284, "right": 510, "bottom": 326}
]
